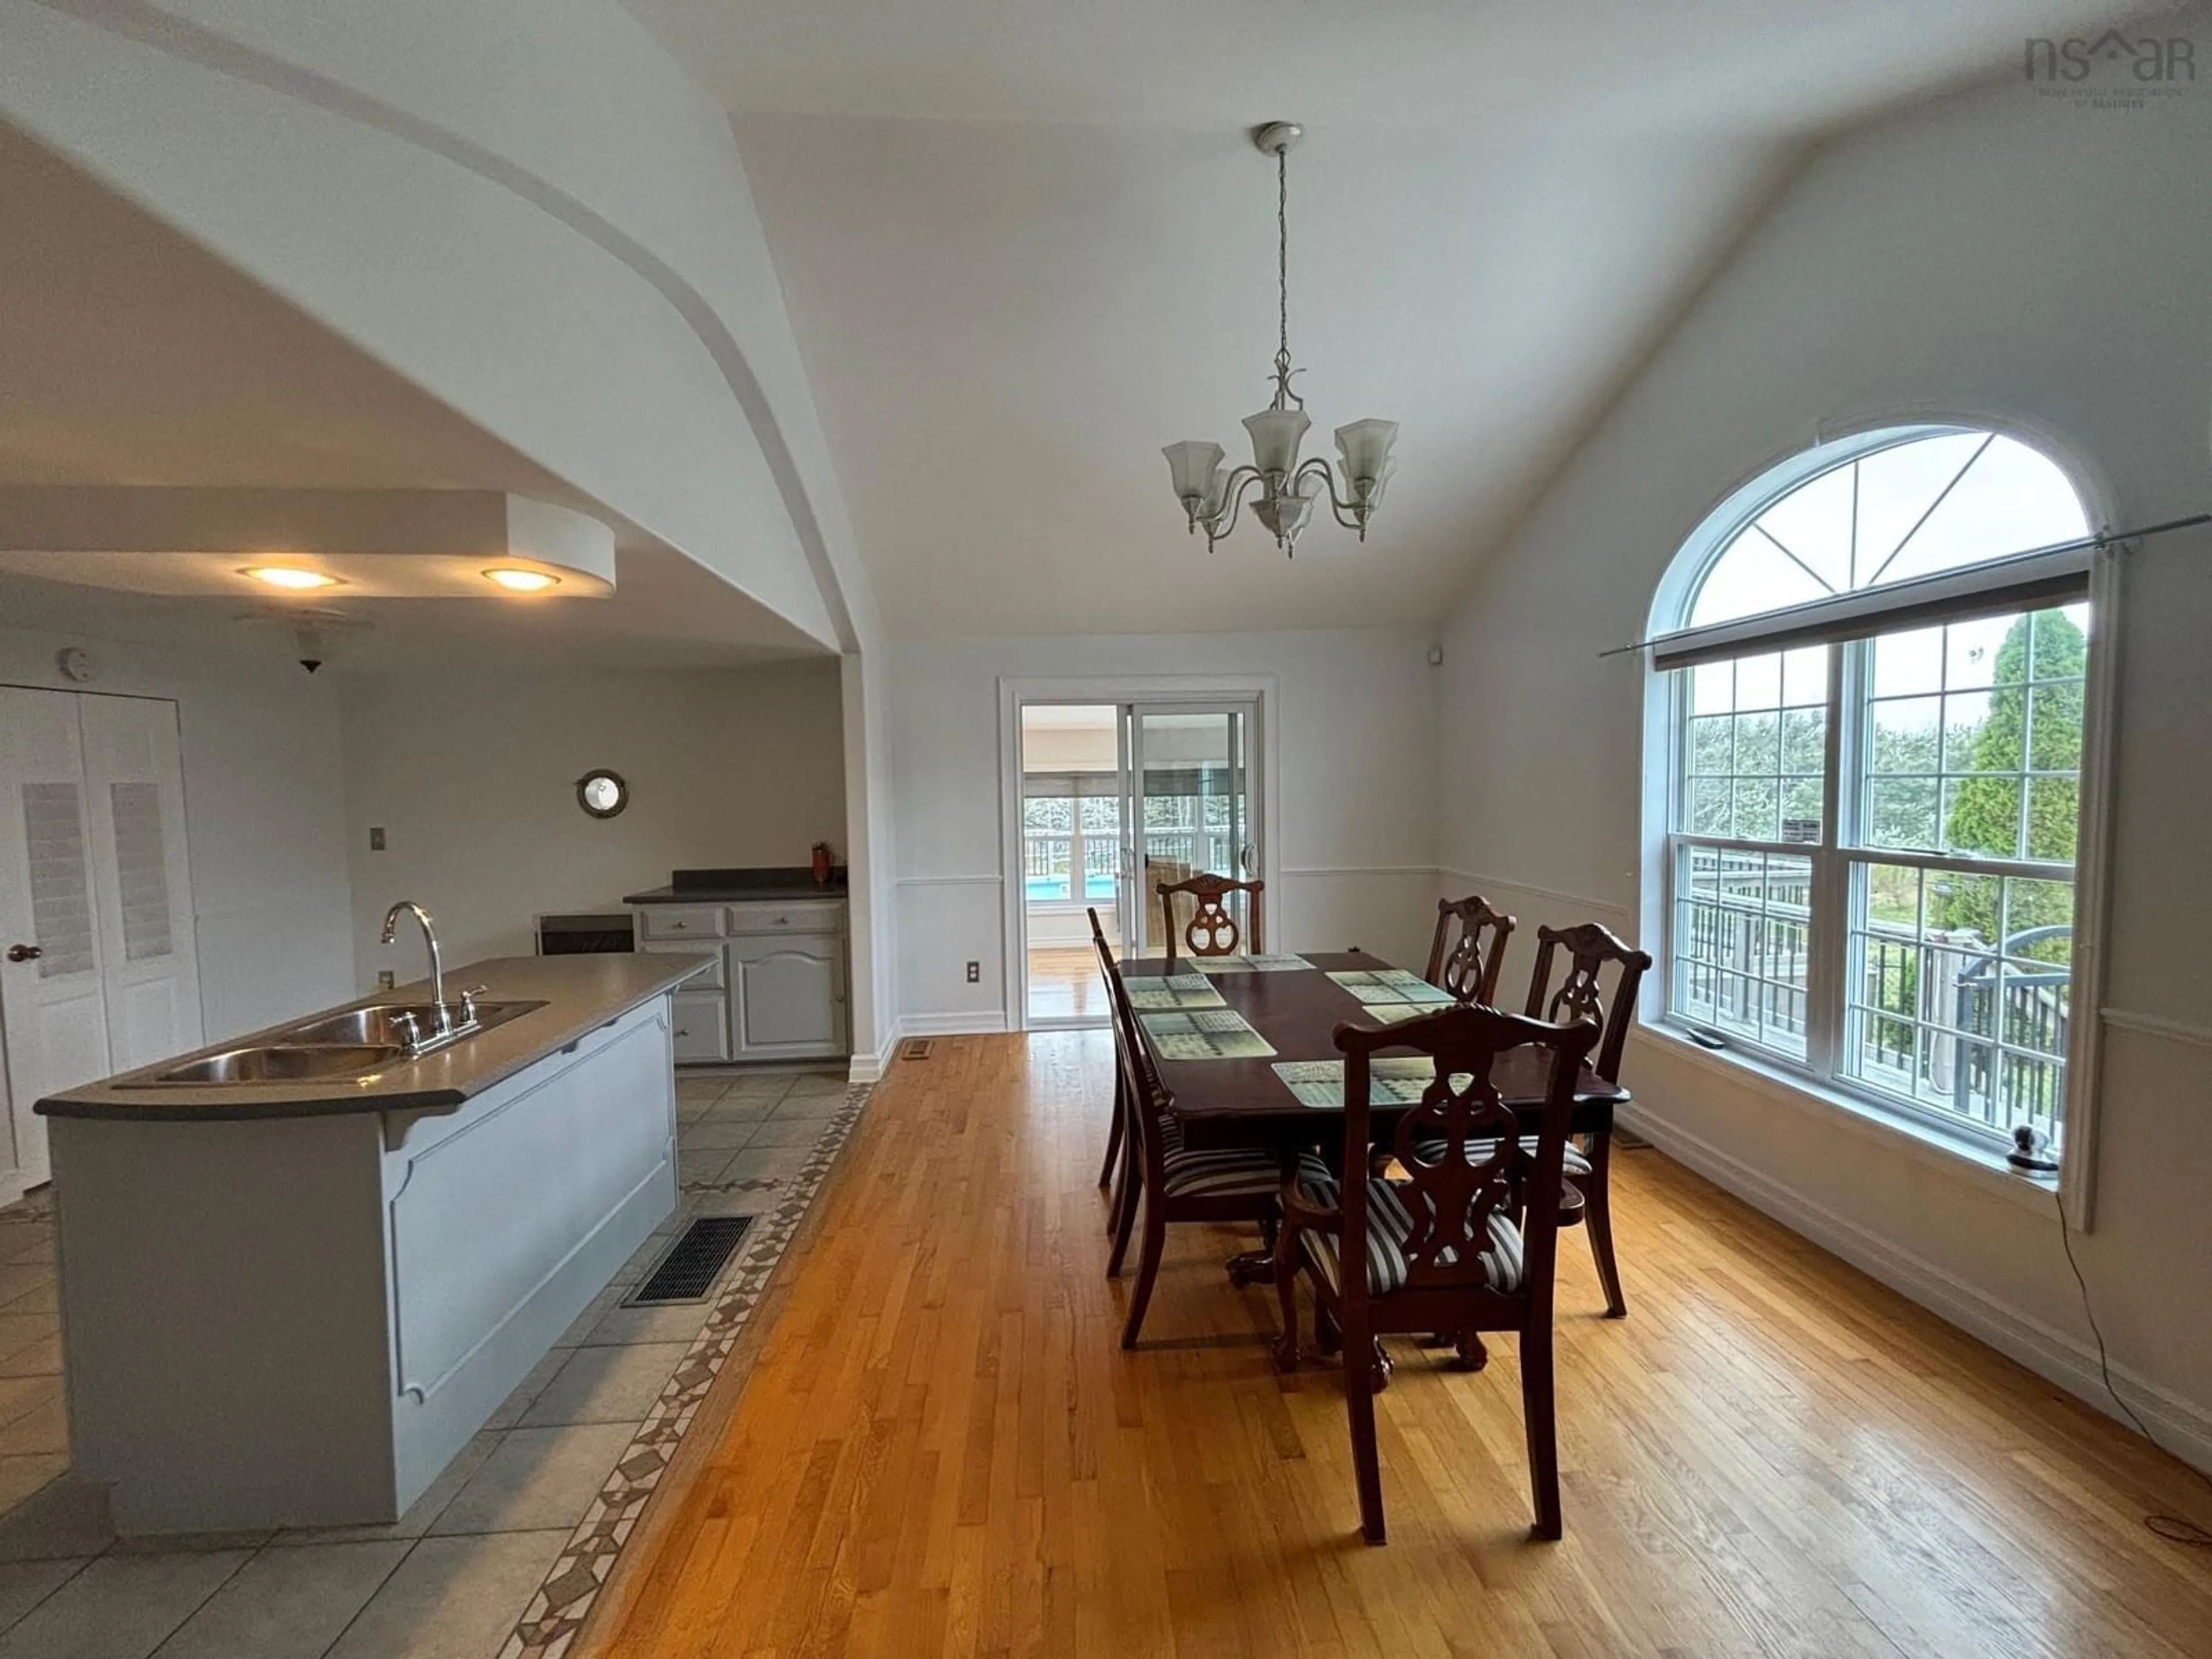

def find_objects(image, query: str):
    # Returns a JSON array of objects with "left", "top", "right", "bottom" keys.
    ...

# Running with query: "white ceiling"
[
  {"left": 632, "top": 0, "right": 2165, "bottom": 637},
  {"left": 0, "top": 120, "right": 830, "bottom": 673}
]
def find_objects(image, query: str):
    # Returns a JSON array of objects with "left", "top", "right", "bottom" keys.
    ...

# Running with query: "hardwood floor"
[
  {"left": 1027, "top": 945, "right": 1109, "bottom": 1022},
  {"left": 586, "top": 1032, "right": 2212, "bottom": 1659}
]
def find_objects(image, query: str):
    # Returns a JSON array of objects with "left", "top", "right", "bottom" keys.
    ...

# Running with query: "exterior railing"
[{"left": 1676, "top": 850, "right": 2068, "bottom": 1135}]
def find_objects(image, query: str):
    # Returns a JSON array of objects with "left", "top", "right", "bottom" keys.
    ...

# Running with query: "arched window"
[{"left": 1652, "top": 426, "right": 2098, "bottom": 1153}]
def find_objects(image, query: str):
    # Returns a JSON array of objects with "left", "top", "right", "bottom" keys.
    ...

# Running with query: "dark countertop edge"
[
  {"left": 36, "top": 953, "right": 712, "bottom": 1122},
  {"left": 623, "top": 882, "right": 848, "bottom": 904},
  {"left": 43, "top": 1085, "right": 478, "bottom": 1123}
]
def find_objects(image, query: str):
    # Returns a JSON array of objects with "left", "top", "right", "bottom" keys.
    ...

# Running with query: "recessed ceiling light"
[
  {"left": 242, "top": 566, "right": 341, "bottom": 591},
  {"left": 483, "top": 567, "right": 560, "bottom": 592}
]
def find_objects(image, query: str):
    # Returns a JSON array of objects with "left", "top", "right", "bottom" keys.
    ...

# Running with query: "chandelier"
[{"left": 1162, "top": 122, "right": 1400, "bottom": 558}]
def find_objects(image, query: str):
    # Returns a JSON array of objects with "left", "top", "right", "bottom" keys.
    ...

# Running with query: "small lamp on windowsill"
[{"left": 2007, "top": 1123, "right": 2061, "bottom": 1174}]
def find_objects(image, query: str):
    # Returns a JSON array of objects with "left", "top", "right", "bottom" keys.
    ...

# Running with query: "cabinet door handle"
[
  {"left": 5, "top": 944, "right": 40, "bottom": 964},
  {"left": 675, "top": 1027, "right": 690, "bottom": 1038}
]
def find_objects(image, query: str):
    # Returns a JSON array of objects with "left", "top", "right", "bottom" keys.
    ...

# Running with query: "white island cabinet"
[{"left": 36, "top": 953, "right": 706, "bottom": 1536}]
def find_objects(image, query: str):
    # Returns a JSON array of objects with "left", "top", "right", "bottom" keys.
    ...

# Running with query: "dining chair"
[
  {"left": 1154, "top": 872, "right": 1264, "bottom": 964},
  {"left": 1424, "top": 894, "right": 1516, "bottom": 1003},
  {"left": 1096, "top": 933, "right": 1325, "bottom": 1348},
  {"left": 1522, "top": 921, "right": 1651, "bottom": 1319},
  {"left": 1088, "top": 915, "right": 1141, "bottom": 1256},
  {"left": 1089, "top": 907, "right": 1129, "bottom": 1202},
  {"left": 1274, "top": 1002, "right": 1598, "bottom": 1544}
]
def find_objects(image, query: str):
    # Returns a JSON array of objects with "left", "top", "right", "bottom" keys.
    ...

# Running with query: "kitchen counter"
[
  {"left": 623, "top": 863, "right": 847, "bottom": 903},
  {"left": 36, "top": 951, "right": 711, "bottom": 1120},
  {"left": 43, "top": 960, "right": 694, "bottom": 1533}
]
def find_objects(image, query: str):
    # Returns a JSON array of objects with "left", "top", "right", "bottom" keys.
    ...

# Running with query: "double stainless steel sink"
[{"left": 129, "top": 999, "right": 546, "bottom": 1086}]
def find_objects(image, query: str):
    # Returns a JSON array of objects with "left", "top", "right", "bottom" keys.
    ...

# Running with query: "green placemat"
[
  {"left": 1357, "top": 1002, "right": 1434, "bottom": 1025},
  {"left": 1126, "top": 975, "right": 1229, "bottom": 1010},
  {"left": 1327, "top": 969, "right": 1453, "bottom": 1006},
  {"left": 1271, "top": 1056, "right": 1437, "bottom": 1108},
  {"left": 1139, "top": 1007, "right": 1278, "bottom": 1060}
]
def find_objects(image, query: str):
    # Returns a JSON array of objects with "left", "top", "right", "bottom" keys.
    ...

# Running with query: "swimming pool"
[{"left": 1025, "top": 876, "right": 1118, "bottom": 903}]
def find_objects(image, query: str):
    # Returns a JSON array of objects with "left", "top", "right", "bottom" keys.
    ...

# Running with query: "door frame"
[{"left": 996, "top": 675, "right": 1281, "bottom": 1033}]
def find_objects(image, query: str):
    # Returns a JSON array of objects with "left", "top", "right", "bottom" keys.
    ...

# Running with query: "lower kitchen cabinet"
[
  {"left": 670, "top": 988, "right": 733, "bottom": 1063},
  {"left": 730, "top": 933, "right": 846, "bottom": 1059},
  {"left": 628, "top": 896, "right": 850, "bottom": 1065}
]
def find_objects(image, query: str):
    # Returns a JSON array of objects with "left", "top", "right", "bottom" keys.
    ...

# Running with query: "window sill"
[{"left": 1628, "top": 1021, "right": 2062, "bottom": 1218}]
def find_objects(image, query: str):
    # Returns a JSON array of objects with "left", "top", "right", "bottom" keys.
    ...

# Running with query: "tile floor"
[{"left": 0, "top": 1065, "right": 866, "bottom": 1659}]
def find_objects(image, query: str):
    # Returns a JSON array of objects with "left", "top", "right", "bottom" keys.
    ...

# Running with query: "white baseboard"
[
  {"left": 896, "top": 1011, "right": 1012, "bottom": 1039},
  {"left": 847, "top": 1025, "right": 899, "bottom": 1086},
  {"left": 1620, "top": 1103, "right": 2212, "bottom": 1476}
]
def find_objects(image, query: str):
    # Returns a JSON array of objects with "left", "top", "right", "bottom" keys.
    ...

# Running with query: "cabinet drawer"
[
  {"left": 639, "top": 939, "right": 722, "bottom": 988},
  {"left": 669, "top": 990, "right": 731, "bottom": 1062},
  {"left": 638, "top": 906, "right": 724, "bottom": 941},
  {"left": 725, "top": 899, "right": 844, "bottom": 935}
]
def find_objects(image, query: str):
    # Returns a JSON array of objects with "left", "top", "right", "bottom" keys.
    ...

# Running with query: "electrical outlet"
[
  {"left": 375, "top": 969, "right": 396, "bottom": 991},
  {"left": 965, "top": 960, "right": 980, "bottom": 983},
  {"left": 369, "top": 826, "right": 386, "bottom": 851}
]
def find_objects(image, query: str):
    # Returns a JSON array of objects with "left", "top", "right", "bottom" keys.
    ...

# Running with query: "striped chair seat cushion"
[
  {"left": 1294, "top": 1173, "right": 1525, "bottom": 1296},
  {"left": 1162, "top": 1145, "right": 1330, "bottom": 1200},
  {"left": 1404, "top": 1135, "right": 1592, "bottom": 1178}
]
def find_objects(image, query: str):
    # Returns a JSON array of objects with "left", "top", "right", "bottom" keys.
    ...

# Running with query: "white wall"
[
  {"left": 0, "top": 627, "right": 354, "bottom": 1046},
  {"left": 1434, "top": 74, "right": 2212, "bottom": 1463},
  {"left": 338, "top": 661, "right": 846, "bottom": 982},
  {"left": 840, "top": 651, "right": 898, "bottom": 1076},
  {"left": 888, "top": 630, "right": 1438, "bottom": 1031}
]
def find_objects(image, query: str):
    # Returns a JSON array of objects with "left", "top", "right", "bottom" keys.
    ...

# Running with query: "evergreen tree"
[{"left": 1940, "top": 610, "right": 2082, "bottom": 954}]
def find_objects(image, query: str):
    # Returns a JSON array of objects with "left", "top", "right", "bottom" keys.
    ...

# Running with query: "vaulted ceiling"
[
  {"left": 0, "top": 119, "right": 828, "bottom": 671},
  {"left": 631, "top": 0, "right": 2166, "bottom": 636}
]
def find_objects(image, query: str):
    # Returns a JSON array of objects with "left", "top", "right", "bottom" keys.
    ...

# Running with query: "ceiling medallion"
[{"left": 1162, "top": 122, "right": 1400, "bottom": 558}]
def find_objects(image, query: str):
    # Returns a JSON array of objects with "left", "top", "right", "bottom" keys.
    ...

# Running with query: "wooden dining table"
[{"left": 1122, "top": 949, "right": 1629, "bottom": 1286}]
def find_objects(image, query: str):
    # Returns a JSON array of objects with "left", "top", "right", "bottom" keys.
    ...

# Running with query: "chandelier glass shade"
[{"left": 1162, "top": 122, "right": 1399, "bottom": 556}]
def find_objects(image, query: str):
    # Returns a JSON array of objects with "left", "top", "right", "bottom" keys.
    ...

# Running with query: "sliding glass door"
[
  {"left": 1122, "top": 703, "right": 1260, "bottom": 959},
  {"left": 1017, "top": 696, "right": 1263, "bottom": 1024}
]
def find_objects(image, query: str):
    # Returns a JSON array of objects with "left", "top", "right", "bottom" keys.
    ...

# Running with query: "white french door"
[{"left": 0, "top": 689, "right": 200, "bottom": 1188}]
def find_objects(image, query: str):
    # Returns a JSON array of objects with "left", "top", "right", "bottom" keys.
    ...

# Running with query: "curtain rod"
[{"left": 1596, "top": 512, "right": 2212, "bottom": 661}]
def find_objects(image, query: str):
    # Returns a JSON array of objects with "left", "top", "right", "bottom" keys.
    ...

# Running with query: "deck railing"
[{"left": 1677, "top": 852, "right": 2067, "bottom": 1137}]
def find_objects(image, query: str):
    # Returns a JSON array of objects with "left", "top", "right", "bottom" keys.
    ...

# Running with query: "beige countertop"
[{"left": 36, "top": 953, "right": 713, "bottom": 1122}]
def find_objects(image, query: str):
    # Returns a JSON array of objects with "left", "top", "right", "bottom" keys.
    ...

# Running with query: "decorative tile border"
[{"left": 499, "top": 1081, "right": 876, "bottom": 1659}]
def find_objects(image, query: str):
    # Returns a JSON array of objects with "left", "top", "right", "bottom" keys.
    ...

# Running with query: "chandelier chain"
[{"left": 1273, "top": 145, "right": 1294, "bottom": 404}]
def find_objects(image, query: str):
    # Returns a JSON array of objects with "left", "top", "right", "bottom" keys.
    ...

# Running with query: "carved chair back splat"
[
  {"left": 1522, "top": 921, "right": 1651, "bottom": 1085},
  {"left": 1154, "top": 873, "right": 1264, "bottom": 964},
  {"left": 1425, "top": 895, "right": 1516, "bottom": 1005}
]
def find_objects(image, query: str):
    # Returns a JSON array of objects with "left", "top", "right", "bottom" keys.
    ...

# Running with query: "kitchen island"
[{"left": 36, "top": 952, "right": 709, "bottom": 1535}]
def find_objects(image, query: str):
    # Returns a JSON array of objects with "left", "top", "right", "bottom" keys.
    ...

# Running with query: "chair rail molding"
[
  {"left": 1434, "top": 868, "right": 1631, "bottom": 924},
  {"left": 2099, "top": 1006, "right": 2212, "bottom": 1050}
]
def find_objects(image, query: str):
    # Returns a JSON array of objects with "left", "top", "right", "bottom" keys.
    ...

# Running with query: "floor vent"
[
  {"left": 626, "top": 1215, "right": 752, "bottom": 1306},
  {"left": 899, "top": 1038, "right": 935, "bottom": 1060}
]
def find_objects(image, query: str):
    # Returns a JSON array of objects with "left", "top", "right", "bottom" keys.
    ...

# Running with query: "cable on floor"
[{"left": 2054, "top": 1191, "right": 2212, "bottom": 1547}]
